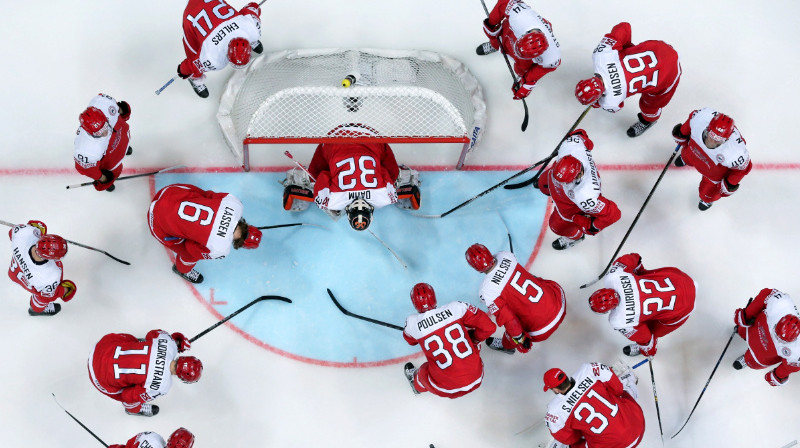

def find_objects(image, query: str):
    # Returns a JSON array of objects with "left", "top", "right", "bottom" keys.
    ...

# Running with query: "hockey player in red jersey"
[
  {"left": 672, "top": 108, "right": 752, "bottom": 211},
  {"left": 148, "top": 183, "right": 262, "bottom": 284},
  {"left": 537, "top": 130, "right": 620, "bottom": 250},
  {"left": 477, "top": 0, "right": 561, "bottom": 99},
  {"left": 110, "top": 428, "right": 194, "bottom": 448},
  {"left": 177, "top": 0, "right": 263, "bottom": 97},
  {"left": 402, "top": 283, "right": 496, "bottom": 398},
  {"left": 7, "top": 220, "right": 76, "bottom": 316},
  {"left": 589, "top": 253, "right": 696, "bottom": 358},
  {"left": 733, "top": 288, "right": 800, "bottom": 386},
  {"left": 88, "top": 329, "right": 202, "bottom": 417},
  {"left": 283, "top": 126, "right": 421, "bottom": 231},
  {"left": 543, "top": 362, "right": 645, "bottom": 448},
  {"left": 73, "top": 93, "right": 132, "bottom": 192},
  {"left": 465, "top": 243, "right": 566, "bottom": 354},
  {"left": 575, "top": 22, "right": 681, "bottom": 138}
]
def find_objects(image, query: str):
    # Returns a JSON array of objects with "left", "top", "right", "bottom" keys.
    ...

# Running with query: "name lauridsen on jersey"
[
  {"left": 620, "top": 274, "right": 637, "bottom": 324},
  {"left": 417, "top": 309, "right": 454, "bottom": 331}
]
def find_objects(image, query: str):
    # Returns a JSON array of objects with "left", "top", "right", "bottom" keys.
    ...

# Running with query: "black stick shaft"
[
  {"left": 327, "top": 288, "right": 403, "bottom": 331},
  {"left": 580, "top": 145, "right": 681, "bottom": 289},
  {"left": 66, "top": 166, "right": 185, "bottom": 189},
  {"left": 189, "top": 295, "right": 292, "bottom": 343},
  {"left": 649, "top": 360, "right": 664, "bottom": 440},
  {"left": 671, "top": 327, "right": 738, "bottom": 438},
  {"left": 52, "top": 394, "right": 109, "bottom": 447},
  {"left": 257, "top": 223, "right": 304, "bottom": 230},
  {"left": 0, "top": 220, "right": 130, "bottom": 265}
]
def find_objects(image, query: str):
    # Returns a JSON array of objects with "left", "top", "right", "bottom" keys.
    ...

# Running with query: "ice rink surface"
[{"left": 1, "top": 0, "right": 798, "bottom": 447}]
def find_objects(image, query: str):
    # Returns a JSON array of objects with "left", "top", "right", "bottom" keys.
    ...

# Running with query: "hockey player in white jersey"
[
  {"left": 7, "top": 221, "right": 76, "bottom": 316},
  {"left": 110, "top": 427, "right": 194, "bottom": 448},
  {"left": 73, "top": 93, "right": 132, "bottom": 192}
]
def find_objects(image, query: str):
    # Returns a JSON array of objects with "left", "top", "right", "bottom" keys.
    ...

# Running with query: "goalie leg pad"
[
  {"left": 282, "top": 168, "right": 313, "bottom": 190},
  {"left": 396, "top": 184, "right": 421, "bottom": 210},
  {"left": 283, "top": 185, "right": 314, "bottom": 211},
  {"left": 395, "top": 167, "right": 420, "bottom": 188}
]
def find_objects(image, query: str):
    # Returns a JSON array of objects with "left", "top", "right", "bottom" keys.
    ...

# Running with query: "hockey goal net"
[{"left": 217, "top": 49, "right": 486, "bottom": 171}]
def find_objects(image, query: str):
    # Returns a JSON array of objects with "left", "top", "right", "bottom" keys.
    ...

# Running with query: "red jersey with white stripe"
[
  {"left": 403, "top": 301, "right": 495, "bottom": 392},
  {"left": 592, "top": 22, "right": 680, "bottom": 113},
  {"left": 478, "top": 250, "right": 565, "bottom": 341},
  {"left": 545, "top": 362, "right": 645, "bottom": 448}
]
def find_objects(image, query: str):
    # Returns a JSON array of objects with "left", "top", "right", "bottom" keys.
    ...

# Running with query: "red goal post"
[{"left": 217, "top": 49, "right": 486, "bottom": 171}]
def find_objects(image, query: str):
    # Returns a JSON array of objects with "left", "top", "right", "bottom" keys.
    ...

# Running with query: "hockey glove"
[
  {"left": 639, "top": 337, "right": 657, "bottom": 357},
  {"left": 108, "top": 445, "right": 126, "bottom": 448},
  {"left": 573, "top": 214, "right": 600, "bottom": 236},
  {"left": 672, "top": 123, "right": 689, "bottom": 146},
  {"left": 482, "top": 18, "right": 502, "bottom": 37},
  {"left": 171, "top": 332, "right": 191, "bottom": 352},
  {"left": 60, "top": 280, "right": 77, "bottom": 302},
  {"left": 511, "top": 333, "right": 532, "bottom": 354},
  {"left": 177, "top": 64, "right": 190, "bottom": 80},
  {"left": 721, "top": 177, "right": 740, "bottom": 197},
  {"left": 243, "top": 2, "right": 261, "bottom": 17},
  {"left": 734, "top": 308, "right": 755, "bottom": 328},
  {"left": 27, "top": 220, "right": 47, "bottom": 235},
  {"left": 467, "top": 329, "right": 481, "bottom": 345},
  {"left": 568, "top": 129, "right": 594, "bottom": 150},
  {"left": 765, "top": 369, "right": 788, "bottom": 387},
  {"left": 512, "top": 83, "right": 534, "bottom": 100},
  {"left": 117, "top": 101, "right": 131, "bottom": 121}
]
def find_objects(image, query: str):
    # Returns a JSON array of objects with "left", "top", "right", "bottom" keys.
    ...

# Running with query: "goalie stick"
[
  {"left": 579, "top": 144, "right": 682, "bottom": 290},
  {"left": 327, "top": 288, "right": 403, "bottom": 331},
  {"left": 284, "top": 150, "right": 317, "bottom": 182},
  {"left": 368, "top": 229, "right": 408, "bottom": 269},
  {"left": 189, "top": 295, "right": 292, "bottom": 343},
  {"left": 52, "top": 394, "right": 109, "bottom": 447},
  {"left": 66, "top": 165, "right": 186, "bottom": 189},
  {"left": 478, "top": 0, "right": 528, "bottom": 131},
  {"left": 0, "top": 220, "right": 130, "bottom": 265},
  {"left": 504, "top": 105, "right": 593, "bottom": 190}
]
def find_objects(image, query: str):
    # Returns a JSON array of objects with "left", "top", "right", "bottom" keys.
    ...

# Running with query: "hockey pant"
[
  {"left": 638, "top": 63, "right": 681, "bottom": 122},
  {"left": 413, "top": 362, "right": 482, "bottom": 399}
]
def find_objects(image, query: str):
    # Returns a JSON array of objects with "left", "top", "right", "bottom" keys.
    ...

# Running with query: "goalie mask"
[{"left": 346, "top": 198, "right": 374, "bottom": 231}]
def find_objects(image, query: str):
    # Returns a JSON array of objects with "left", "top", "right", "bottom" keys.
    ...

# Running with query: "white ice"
[{"left": 1, "top": 0, "right": 798, "bottom": 447}]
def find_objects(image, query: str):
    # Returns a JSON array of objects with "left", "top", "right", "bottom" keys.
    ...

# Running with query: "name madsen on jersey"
[{"left": 417, "top": 309, "right": 454, "bottom": 331}]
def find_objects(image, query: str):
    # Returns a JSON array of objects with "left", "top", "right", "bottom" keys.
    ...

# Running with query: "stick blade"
[
  {"left": 410, "top": 212, "right": 443, "bottom": 219},
  {"left": 256, "top": 295, "right": 292, "bottom": 303}
]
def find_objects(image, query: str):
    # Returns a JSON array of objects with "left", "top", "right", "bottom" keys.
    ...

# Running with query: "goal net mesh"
[{"left": 218, "top": 49, "right": 486, "bottom": 170}]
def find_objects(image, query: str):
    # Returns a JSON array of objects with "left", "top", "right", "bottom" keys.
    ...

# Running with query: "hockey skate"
[
  {"left": 252, "top": 40, "right": 263, "bottom": 54},
  {"left": 126, "top": 146, "right": 133, "bottom": 156},
  {"left": 395, "top": 167, "right": 421, "bottom": 210},
  {"left": 28, "top": 302, "right": 61, "bottom": 316},
  {"left": 476, "top": 42, "right": 498, "bottom": 55},
  {"left": 732, "top": 355, "right": 746, "bottom": 370},
  {"left": 188, "top": 76, "right": 209, "bottom": 99},
  {"left": 622, "top": 344, "right": 641, "bottom": 357},
  {"left": 673, "top": 155, "right": 685, "bottom": 167},
  {"left": 698, "top": 200, "right": 713, "bottom": 211},
  {"left": 172, "top": 265, "right": 204, "bottom": 284},
  {"left": 403, "top": 362, "right": 420, "bottom": 395},
  {"left": 552, "top": 235, "right": 584, "bottom": 251},
  {"left": 485, "top": 337, "right": 514, "bottom": 355},
  {"left": 626, "top": 113, "right": 656, "bottom": 138},
  {"left": 126, "top": 404, "right": 159, "bottom": 417},
  {"left": 281, "top": 169, "right": 314, "bottom": 211}
]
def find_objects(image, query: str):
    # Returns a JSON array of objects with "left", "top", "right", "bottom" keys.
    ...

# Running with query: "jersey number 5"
[
  {"left": 187, "top": 0, "right": 236, "bottom": 37},
  {"left": 510, "top": 270, "right": 543, "bottom": 303},
  {"left": 423, "top": 324, "right": 474, "bottom": 369}
]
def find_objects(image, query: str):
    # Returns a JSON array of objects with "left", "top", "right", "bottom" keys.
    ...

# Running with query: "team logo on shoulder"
[
  {"left": 782, "top": 347, "right": 792, "bottom": 357},
  {"left": 716, "top": 154, "right": 725, "bottom": 164},
  {"left": 567, "top": 191, "right": 575, "bottom": 199}
]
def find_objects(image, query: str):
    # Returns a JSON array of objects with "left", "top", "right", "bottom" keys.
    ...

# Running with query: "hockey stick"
[
  {"left": 368, "top": 229, "right": 408, "bottom": 269},
  {"left": 0, "top": 220, "right": 130, "bottom": 265},
  {"left": 189, "top": 295, "right": 292, "bottom": 343},
  {"left": 479, "top": 0, "right": 528, "bottom": 131},
  {"left": 671, "top": 326, "right": 738, "bottom": 438},
  {"left": 780, "top": 441, "right": 798, "bottom": 448},
  {"left": 327, "top": 288, "right": 403, "bottom": 331},
  {"left": 284, "top": 151, "right": 317, "bottom": 182},
  {"left": 257, "top": 222, "right": 324, "bottom": 230},
  {"left": 155, "top": 76, "right": 178, "bottom": 95},
  {"left": 648, "top": 359, "right": 664, "bottom": 443},
  {"left": 504, "top": 105, "right": 593, "bottom": 190},
  {"left": 52, "top": 393, "right": 109, "bottom": 447},
  {"left": 579, "top": 144, "right": 681, "bottom": 289},
  {"left": 66, "top": 165, "right": 186, "bottom": 189}
]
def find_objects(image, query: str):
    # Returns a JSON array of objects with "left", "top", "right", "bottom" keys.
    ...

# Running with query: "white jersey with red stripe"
[{"left": 8, "top": 224, "right": 63, "bottom": 297}]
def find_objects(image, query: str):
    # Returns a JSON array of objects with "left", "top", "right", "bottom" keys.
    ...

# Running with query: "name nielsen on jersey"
[
  {"left": 560, "top": 376, "right": 596, "bottom": 413},
  {"left": 417, "top": 309, "right": 454, "bottom": 331},
  {"left": 490, "top": 257, "right": 512, "bottom": 285}
]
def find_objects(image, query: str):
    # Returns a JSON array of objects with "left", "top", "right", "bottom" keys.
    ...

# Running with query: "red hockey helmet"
[
  {"left": 167, "top": 428, "right": 195, "bottom": 448},
  {"left": 706, "top": 113, "right": 734, "bottom": 143},
  {"left": 228, "top": 37, "right": 252, "bottom": 69},
  {"left": 175, "top": 356, "right": 203, "bottom": 383},
  {"left": 79, "top": 107, "right": 107, "bottom": 135},
  {"left": 242, "top": 225, "right": 262, "bottom": 249},
  {"left": 588, "top": 288, "right": 620, "bottom": 314},
  {"left": 410, "top": 282, "right": 437, "bottom": 313},
  {"left": 542, "top": 367, "right": 569, "bottom": 391},
  {"left": 776, "top": 314, "right": 800, "bottom": 343},
  {"left": 36, "top": 234, "right": 68, "bottom": 260},
  {"left": 465, "top": 243, "right": 495, "bottom": 273},
  {"left": 575, "top": 76, "right": 605, "bottom": 105},
  {"left": 553, "top": 155, "right": 583, "bottom": 184},
  {"left": 515, "top": 29, "right": 548, "bottom": 59}
]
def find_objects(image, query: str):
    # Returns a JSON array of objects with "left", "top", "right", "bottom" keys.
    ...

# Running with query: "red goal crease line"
[{"left": 0, "top": 162, "right": 798, "bottom": 176}]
